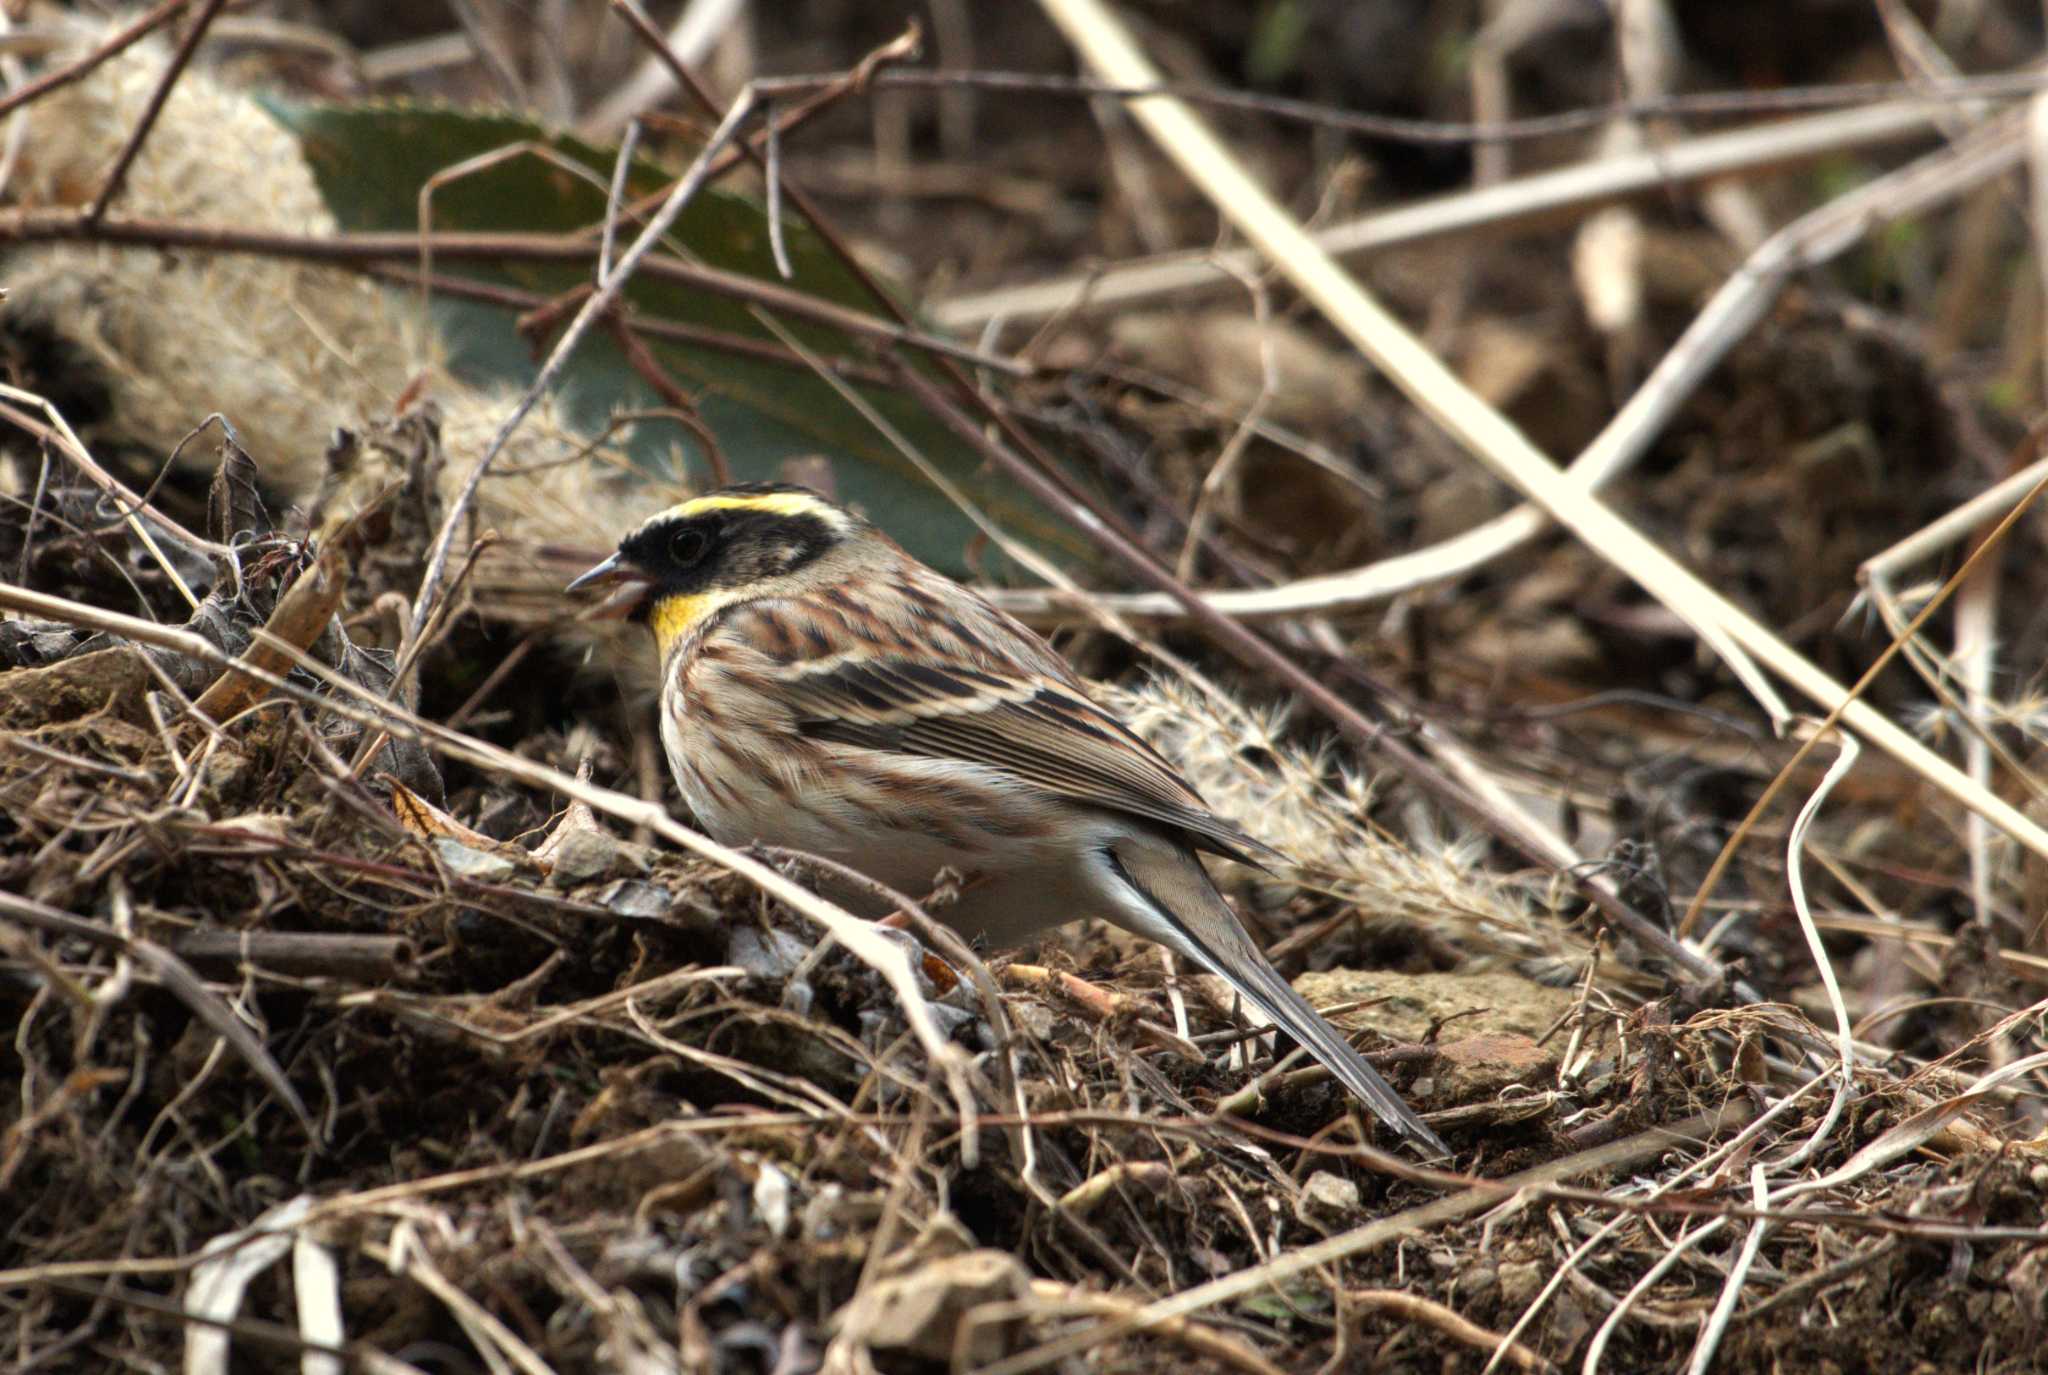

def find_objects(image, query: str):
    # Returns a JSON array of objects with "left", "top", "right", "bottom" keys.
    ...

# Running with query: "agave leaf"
[{"left": 259, "top": 98, "right": 1083, "bottom": 575}]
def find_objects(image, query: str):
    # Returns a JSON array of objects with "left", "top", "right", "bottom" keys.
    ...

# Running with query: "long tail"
[{"left": 1106, "top": 838, "right": 1449, "bottom": 1157}]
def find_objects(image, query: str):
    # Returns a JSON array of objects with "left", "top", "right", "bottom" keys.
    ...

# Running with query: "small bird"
[{"left": 569, "top": 482, "right": 1446, "bottom": 1155}]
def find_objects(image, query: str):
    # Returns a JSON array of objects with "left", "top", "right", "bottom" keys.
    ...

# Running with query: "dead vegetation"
[{"left": 4, "top": 3, "right": 2048, "bottom": 1373}]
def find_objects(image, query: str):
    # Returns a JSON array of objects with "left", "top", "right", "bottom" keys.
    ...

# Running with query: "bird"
[{"left": 567, "top": 481, "right": 1447, "bottom": 1156}]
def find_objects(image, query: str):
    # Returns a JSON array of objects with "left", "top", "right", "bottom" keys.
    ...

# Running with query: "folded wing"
[{"left": 776, "top": 654, "right": 1282, "bottom": 870}]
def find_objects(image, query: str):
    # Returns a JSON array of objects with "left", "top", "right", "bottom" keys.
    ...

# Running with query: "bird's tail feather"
[{"left": 1108, "top": 839, "right": 1449, "bottom": 1157}]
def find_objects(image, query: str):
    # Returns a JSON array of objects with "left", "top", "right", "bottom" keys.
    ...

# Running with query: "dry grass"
[{"left": 5, "top": 4, "right": 2048, "bottom": 1373}]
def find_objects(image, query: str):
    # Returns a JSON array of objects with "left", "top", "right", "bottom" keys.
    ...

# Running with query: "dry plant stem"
[
  {"left": 975, "top": 1103, "right": 1746, "bottom": 1375},
  {"left": 1176, "top": 264, "right": 1274, "bottom": 582},
  {"left": 1003, "top": 961, "right": 1130, "bottom": 1019},
  {"left": 32, "top": 1278, "right": 357, "bottom": 1370},
  {"left": 597, "top": 118, "right": 640, "bottom": 280},
  {"left": 403, "top": 966, "right": 745, "bottom": 1049},
  {"left": 889, "top": 362, "right": 1720, "bottom": 986},
  {"left": 808, "top": 65, "right": 2048, "bottom": 143},
  {"left": 366, "top": 1238, "right": 552, "bottom": 1375},
  {"left": 444, "top": 0, "right": 525, "bottom": 108},
  {"left": 1951, "top": 522, "right": 1999, "bottom": 929},
  {"left": 1582, "top": 1214, "right": 1728, "bottom": 1372},
  {"left": 1684, "top": 1165, "right": 1771, "bottom": 1375},
  {"left": 0, "top": 211, "right": 1026, "bottom": 380},
  {"left": 0, "top": 889, "right": 315, "bottom": 1138},
  {"left": 1211, "top": 1052, "right": 1433, "bottom": 1118},
  {"left": 1854, "top": 425, "right": 2048, "bottom": 835},
  {"left": 190, "top": 540, "right": 347, "bottom": 723},
  {"left": 607, "top": 5, "right": 986, "bottom": 417},
  {"left": 1055, "top": 1160, "right": 1172, "bottom": 1215},
  {"left": 601, "top": 316, "right": 733, "bottom": 483},
  {"left": 581, "top": 0, "right": 745, "bottom": 137},
  {"left": 83, "top": 0, "right": 229, "bottom": 224},
  {"left": 751, "top": 844, "right": 1007, "bottom": 1169},
  {"left": 0, "top": 581, "right": 981, "bottom": 1136},
  {"left": 416, "top": 140, "right": 648, "bottom": 330},
  {"left": 1475, "top": 1078, "right": 1827, "bottom": 1375},
  {"left": 989, "top": 1283, "right": 1287, "bottom": 1375},
  {"left": 1343, "top": 1288, "right": 1548, "bottom": 1372},
  {"left": 1733, "top": 1239, "right": 1899, "bottom": 1323},
  {"left": 404, "top": 91, "right": 758, "bottom": 652},
  {"left": 1037, "top": 0, "right": 2048, "bottom": 868},
  {"left": 633, "top": 13, "right": 1180, "bottom": 604},
  {"left": 763, "top": 107, "right": 793, "bottom": 280},
  {"left": 0, "top": 0, "right": 191, "bottom": 123},
  {"left": 371, "top": 262, "right": 897, "bottom": 384},
  {"left": 1778, "top": 733, "right": 1861, "bottom": 1164},
  {"left": 932, "top": 95, "right": 1961, "bottom": 330},
  {"left": 601, "top": 15, "right": 893, "bottom": 329},
  {"left": 1862, "top": 452, "right": 2048, "bottom": 577},
  {"left": 688, "top": 29, "right": 1179, "bottom": 569},
  {"left": 0, "top": 387, "right": 224, "bottom": 607},
  {"left": 595, "top": 5, "right": 922, "bottom": 240},
  {"left": 751, "top": 854, "right": 1152, "bottom": 1287},
  {"left": 1818, "top": 913, "right": 2048, "bottom": 979},
  {"left": 986, "top": 103, "right": 2030, "bottom": 626},
  {"left": 168, "top": 931, "right": 413, "bottom": 983},
  {"left": 1877, "top": 0, "right": 1988, "bottom": 135},
  {"left": 1000, "top": 961, "right": 1202, "bottom": 1061},
  {"left": 1674, "top": 467, "right": 2048, "bottom": 938},
  {"left": 384, "top": 534, "right": 492, "bottom": 715}
]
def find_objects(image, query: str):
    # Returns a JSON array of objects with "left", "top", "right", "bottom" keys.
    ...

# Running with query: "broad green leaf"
[{"left": 258, "top": 98, "right": 1084, "bottom": 576}]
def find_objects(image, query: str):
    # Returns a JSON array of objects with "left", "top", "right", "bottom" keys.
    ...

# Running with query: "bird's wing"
[{"left": 746, "top": 621, "right": 1282, "bottom": 869}]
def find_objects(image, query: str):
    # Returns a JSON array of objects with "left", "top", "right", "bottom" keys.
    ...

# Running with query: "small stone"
[
  {"left": 202, "top": 748, "right": 252, "bottom": 796},
  {"left": 433, "top": 837, "right": 518, "bottom": 884},
  {"left": 1295, "top": 1170, "right": 1362, "bottom": 1231},
  {"left": 595, "top": 879, "right": 671, "bottom": 919},
  {"left": 1434, "top": 1033, "right": 1555, "bottom": 1098},
  {"left": 535, "top": 797, "right": 650, "bottom": 886},
  {"left": 924, "top": 1002, "right": 979, "bottom": 1040},
  {"left": 1008, "top": 1001, "right": 1057, "bottom": 1040},
  {"left": 1499, "top": 1261, "right": 1544, "bottom": 1308},
  {"left": 835, "top": 1249, "right": 1031, "bottom": 1365},
  {"left": 729, "top": 925, "right": 812, "bottom": 981},
  {"left": 543, "top": 826, "right": 647, "bottom": 886},
  {"left": 752, "top": 1161, "right": 793, "bottom": 1238}
]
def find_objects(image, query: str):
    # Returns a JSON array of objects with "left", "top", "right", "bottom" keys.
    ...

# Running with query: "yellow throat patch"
[{"left": 648, "top": 589, "right": 732, "bottom": 658}]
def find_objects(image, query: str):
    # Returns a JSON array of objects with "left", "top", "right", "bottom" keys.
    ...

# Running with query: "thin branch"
[
  {"left": 83, "top": 0, "right": 230, "bottom": 225},
  {"left": 806, "top": 63, "right": 2048, "bottom": 147},
  {"left": 0, "top": 0, "right": 190, "bottom": 123},
  {"left": 0, "top": 210, "right": 1030, "bottom": 378},
  {"left": 402, "top": 93, "right": 761, "bottom": 650}
]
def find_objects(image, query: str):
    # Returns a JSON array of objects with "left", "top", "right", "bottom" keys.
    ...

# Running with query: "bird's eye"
[{"left": 668, "top": 528, "right": 710, "bottom": 567}]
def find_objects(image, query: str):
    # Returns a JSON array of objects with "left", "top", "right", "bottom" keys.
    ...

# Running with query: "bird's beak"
[{"left": 564, "top": 551, "right": 651, "bottom": 621}]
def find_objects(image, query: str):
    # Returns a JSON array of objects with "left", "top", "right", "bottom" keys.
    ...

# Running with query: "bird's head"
[{"left": 566, "top": 483, "right": 865, "bottom": 656}]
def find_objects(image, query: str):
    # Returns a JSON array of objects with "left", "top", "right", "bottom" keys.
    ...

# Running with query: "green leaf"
[
  {"left": 258, "top": 98, "right": 1083, "bottom": 576},
  {"left": 1246, "top": 0, "right": 1309, "bottom": 84},
  {"left": 1236, "top": 1286, "right": 1331, "bottom": 1323}
]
